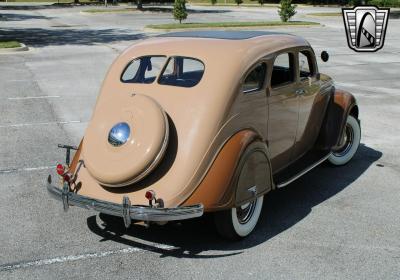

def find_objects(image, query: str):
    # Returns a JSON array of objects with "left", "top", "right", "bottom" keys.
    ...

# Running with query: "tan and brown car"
[{"left": 47, "top": 31, "right": 361, "bottom": 240}]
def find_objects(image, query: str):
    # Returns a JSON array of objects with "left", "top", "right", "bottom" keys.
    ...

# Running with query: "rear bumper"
[{"left": 46, "top": 176, "right": 203, "bottom": 227}]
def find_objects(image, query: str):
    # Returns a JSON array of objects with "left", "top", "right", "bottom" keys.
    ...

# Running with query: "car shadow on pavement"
[
  {"left": 0, "top": 27, "right": 147, "bottom": 47},
  {"left": 87, "top": 144, "right": 382, "bottom": 259}
]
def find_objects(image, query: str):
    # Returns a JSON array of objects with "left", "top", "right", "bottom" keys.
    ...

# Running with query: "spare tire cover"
[{"left": 83, "top": 94, "right": 169, "bottom": 187}]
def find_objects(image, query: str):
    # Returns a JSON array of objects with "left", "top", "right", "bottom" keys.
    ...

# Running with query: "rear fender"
[{"left": 182, "top": 130, "right": 273, "bottom": 211}]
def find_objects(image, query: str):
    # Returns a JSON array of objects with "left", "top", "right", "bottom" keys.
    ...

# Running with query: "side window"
[
  {"left": 271, "top": 53, "right": 295, "bottom": 88},
  {"left": 242, "top": 63, "right": 267, "bottom": 93},
  {"left": 121, "top": 56, "right": 167, "bottom": 84},
  {"left": 158, "top": 57, "right": 205, "bottom": 88},
  {"left": 299, "top": 50, "right": 315, "bottom": 79}
]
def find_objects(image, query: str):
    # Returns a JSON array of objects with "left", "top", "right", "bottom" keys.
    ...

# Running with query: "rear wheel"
[
  {"left": 328, "top": 115, "right": 361, "bottom": 166},
  {"left": 214, "top": 196, "right": 263, "bottom": 240}
]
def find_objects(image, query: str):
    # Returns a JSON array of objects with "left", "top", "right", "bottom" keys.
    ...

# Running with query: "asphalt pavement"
[{"left": 0, "top": 4, "right": 399, "bottom": 279}]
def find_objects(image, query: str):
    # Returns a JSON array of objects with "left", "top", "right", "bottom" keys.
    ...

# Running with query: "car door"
[
  {"left": 291, "top": 48, "right": 322, "bottom": 161},
  {"left": 267, "top": 51, "right": 299, "bottom": 173}
]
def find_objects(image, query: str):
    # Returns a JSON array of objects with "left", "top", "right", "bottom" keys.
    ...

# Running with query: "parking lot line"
[
  {"left": 7, "top": 95, "right": 60, "bottom": 100},
  {"left": 0, "top": 120, "right": 82, "bottom": 128},
  {"left": 0, "top": 166, "right": 56, "bottom": 174},
  {"left": 0, "top": 244, "right": 175, "bottom": 272}
]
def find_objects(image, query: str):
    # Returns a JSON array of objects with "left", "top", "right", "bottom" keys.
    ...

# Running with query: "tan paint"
[
  {"left": 82, "top": 94, "right": 168, "bottom": 186},
  {"left": 183, "top": 130, "right": 258, "bottom": 210},
  {"left": 64, "top": 33, "right": 352, "bottom": 211}
]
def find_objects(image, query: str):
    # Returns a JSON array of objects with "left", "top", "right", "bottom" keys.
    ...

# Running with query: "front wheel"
[
  {"left": 328, "top": 115, "right": 361, "bottom": 166},
  {"left": 214, "top": 196, "right": 263, "bottom": 240}
]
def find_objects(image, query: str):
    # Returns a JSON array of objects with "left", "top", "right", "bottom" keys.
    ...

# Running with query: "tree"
[
  {"left": 173, "top": 0, "right": 188, "bottom": 24},
  {"left": 259, "top": 0, "right": 265, "bottom": 5},
  {"left": 235, "top": 0, "right": 243, "bottom": 5},
  {"left": 136, "top": 0, "right": 143, "bottom": 9},
  {"left": 278, "top": 0, "right": 297, "bottom": 22},
  {"left": 211, "top": 0, "right": 217, "bottom": 5}
]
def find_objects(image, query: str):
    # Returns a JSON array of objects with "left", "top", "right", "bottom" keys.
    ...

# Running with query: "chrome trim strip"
[
  {"left": 47, "top": 179, "right": 203, "bottom": 224},
  {"left": 276, "top": 153, "right": 331, "bottom": 188}
]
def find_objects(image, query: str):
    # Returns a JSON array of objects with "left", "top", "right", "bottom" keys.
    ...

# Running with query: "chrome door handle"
[{"left": 296, "top": 89, "right": 305, "bottom": 95}]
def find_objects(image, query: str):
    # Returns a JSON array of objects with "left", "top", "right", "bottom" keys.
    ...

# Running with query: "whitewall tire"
[
  {"left": 214, "top": 196, "right": 264, "bottom": 240},
  {"left": 328, "top": 115, "right": 361, "bottom": 166}
]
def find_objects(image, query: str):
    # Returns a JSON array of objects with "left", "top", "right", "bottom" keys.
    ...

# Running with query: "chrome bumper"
[{"left": 46, "top": 176, "right": 204, "bottom": 227}]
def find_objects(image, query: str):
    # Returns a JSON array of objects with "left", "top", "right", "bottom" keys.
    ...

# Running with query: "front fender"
[{"left": 317, "top": 89, "right": 358, "bottom": 150}]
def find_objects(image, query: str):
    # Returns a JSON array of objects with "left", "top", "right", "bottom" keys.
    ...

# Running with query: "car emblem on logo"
[
  {"left": 342, "top": 5, "right": 390, "bottom": 52},
  {"left": 108, "top": 122, "right": 130, "bottom": 147}
]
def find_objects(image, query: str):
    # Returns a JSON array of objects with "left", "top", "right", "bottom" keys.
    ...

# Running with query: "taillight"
[
  {"left": 63, "top": 172, "right": 73, "bottom": 183},
  {"left": 145, "top": 190, "right": 156, "bottom": 201},
  {"left": 56, "top": 164, "right": 65, "bottom": 175}
]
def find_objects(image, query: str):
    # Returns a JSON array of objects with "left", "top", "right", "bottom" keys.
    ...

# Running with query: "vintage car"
[{"left": 47, "top": 31, "right": 361, "bottom": 240}]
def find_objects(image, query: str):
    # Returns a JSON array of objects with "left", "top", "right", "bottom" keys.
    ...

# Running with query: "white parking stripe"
[
  {"left": 0, "top": 245, "right": 175, "bottom": 272},
  {"left": 0, "top": 120, "right": 82, "bottom": 128},
  {"left": 0, "top": 166, "right": 55, "bottom": 174},
  {"left": 7, "top": 95, "right": 60, "bottom": 100}
]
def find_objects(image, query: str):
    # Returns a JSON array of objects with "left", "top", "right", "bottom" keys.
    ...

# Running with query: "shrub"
[
  {"left": 259, "top": 0, "right": 265, "bottom": 5},
  {"left": 211, "top": 0, "right": 217, "bottom": 5},
  {"left": 278, "top": 0, "right": 297, "bottom": 22},
  {"left": 235, "top": 0, "right": 243, "bottom": 5},
  {"left": 369, "top": 0, "right": 400, "bottom": 7},
  {"left": 173, "top": 0, "right": 187, "bottom": 24}
]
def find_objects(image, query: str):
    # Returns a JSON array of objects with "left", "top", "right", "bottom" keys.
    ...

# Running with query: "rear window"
[
  {"left": 158, "top": 57, "right": 205, "bottom": 88},
  {"left": 121, "top": 56, "right": 167, "bottom": 84}
]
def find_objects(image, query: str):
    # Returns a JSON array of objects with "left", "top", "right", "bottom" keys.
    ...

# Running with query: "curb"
[{"left": 0, "top": 43, "right": 29, "bottom": 53}]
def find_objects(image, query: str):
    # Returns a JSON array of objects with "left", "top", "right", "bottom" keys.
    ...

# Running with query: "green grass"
[
  {"left": 0, "top": 41, "right": 21, "bottom": 49},
  {"left": 147, "top": 21, "right": 319, "bottom": 30},
  {"left": 307, "top": 12, "right": 342, "bottom": 17},
  {"left": 83, "top": 8, "right": 137, "bottom": 13}
]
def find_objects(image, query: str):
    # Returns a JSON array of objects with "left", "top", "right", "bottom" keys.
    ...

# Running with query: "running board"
[{"left": 276, "top": 152, "right": 331, "bottom": 189}]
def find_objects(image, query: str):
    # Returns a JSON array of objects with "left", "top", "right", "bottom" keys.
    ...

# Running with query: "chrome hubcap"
[
  {"left": 333, "top": 123, "right": 354, "bottom": 157},
  {"left": 236, "top": 200, "right": 257, "bottom": 224},
  {"left": 108, "top": 122, "right": 130, "bottom": 147}
]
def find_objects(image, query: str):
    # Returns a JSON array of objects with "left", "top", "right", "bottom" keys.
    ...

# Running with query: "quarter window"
[
  {"left": 299, "top": 50, "right": 315, "bottom": 79},
  {"left": 271, "top": 53, "right": 295, "bottom": 88},
  {"left": 242, "top": 63, "right": 267, "bottom": 93},
  {"left": 158, "top": 57, "right": 205, "bottom": 88},
  {"left": 121, "top": 56, "right": 167, "bottom": 84}
]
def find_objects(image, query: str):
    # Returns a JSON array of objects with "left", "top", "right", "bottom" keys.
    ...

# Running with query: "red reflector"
[
  {"left": 145, "top": 190, "right": 155, "bottom": 201},
  {"left": 56, "top": 164, "right": 65, "bottom": 175},
  {"left": 63, "top": 172, "right": 72, "bottom": 183}
]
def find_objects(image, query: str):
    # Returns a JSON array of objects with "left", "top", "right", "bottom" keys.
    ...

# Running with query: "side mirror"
[{"left": 321, "top": 51, "right": 329, "bottom": 62}]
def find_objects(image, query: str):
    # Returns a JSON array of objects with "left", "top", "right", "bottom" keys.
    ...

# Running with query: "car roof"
[{"left": 157, "top": 30, "right": 288, "bottom": 40}]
